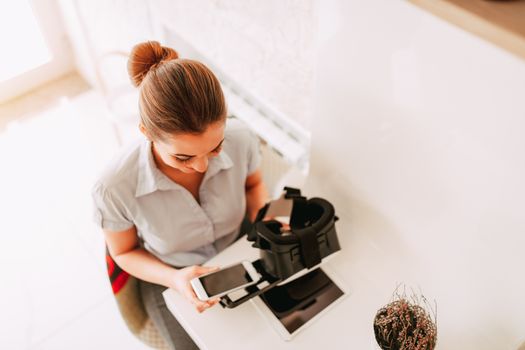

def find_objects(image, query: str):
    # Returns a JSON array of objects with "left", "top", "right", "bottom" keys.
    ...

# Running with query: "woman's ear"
[{"left": 138, "top": 123, "right": 151, "bottom": 140}]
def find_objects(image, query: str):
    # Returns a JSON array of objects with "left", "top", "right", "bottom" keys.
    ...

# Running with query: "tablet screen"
[{"left": 259, "top": 268, "right": 344, "bottom": 334}]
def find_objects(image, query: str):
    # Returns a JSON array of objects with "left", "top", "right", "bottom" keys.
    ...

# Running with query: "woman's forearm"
[
  {"left": 112, "top": 246, "right": 221, "bottom": 312},
  {"left": 113, "top": 248, "right": 177, "bottom": 288},
  {"left": 245, "top": 173, "right": 269, "bottom": 222}
]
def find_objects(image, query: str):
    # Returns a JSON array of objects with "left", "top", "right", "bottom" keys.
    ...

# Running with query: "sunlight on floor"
[{"left": 0, "top": 72, "right": 149, "bottom": 349}]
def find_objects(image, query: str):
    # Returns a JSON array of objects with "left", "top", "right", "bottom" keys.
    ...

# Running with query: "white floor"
[{"left": 0, "top": 72, "right": 150, "bottom": 349}]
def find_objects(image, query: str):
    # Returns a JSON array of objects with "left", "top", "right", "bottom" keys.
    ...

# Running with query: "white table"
[
  {"left": 163, "top": 237, "right": 386, "bottom": 349},
  {"left": 163, "top": 220, "right": 525, "bottom": 350}
]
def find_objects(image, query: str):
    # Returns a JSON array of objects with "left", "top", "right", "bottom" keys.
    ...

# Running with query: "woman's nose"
[{"left": 192, "top": 156, "right": 208, "bottom": 173}]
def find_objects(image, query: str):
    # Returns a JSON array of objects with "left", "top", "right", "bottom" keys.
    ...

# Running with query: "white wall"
[
  {"left": 307, "top": 0, "right": 525, "bottom": 348},
  {"left": 150, "top": 0, "right": 316, "bottom": 129}
]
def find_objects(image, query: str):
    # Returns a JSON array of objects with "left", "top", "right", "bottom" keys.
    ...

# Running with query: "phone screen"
[{"left": 200, "top": 263, "right": 254, "bottom": 296}]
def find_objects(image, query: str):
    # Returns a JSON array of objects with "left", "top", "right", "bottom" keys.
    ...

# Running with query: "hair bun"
[{"left": 127, "top": 40, "right": 179, "bottom": 87}]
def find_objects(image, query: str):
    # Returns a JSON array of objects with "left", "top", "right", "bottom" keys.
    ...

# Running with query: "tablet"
[{"left": 250, "top": 264, "right": 348, "bottom": 341}]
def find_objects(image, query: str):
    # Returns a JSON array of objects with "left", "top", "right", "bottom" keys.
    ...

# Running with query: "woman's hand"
[
  {"left": 263, "top": 216, "right": 291, "bottom": 233},
  {"left": 170, "top": 265, "right": 221, "bottom": 313}
]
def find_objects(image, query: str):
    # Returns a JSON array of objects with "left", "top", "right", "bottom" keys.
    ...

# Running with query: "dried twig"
[{"left": 373, "top": 285, "right": 437, "bottom": 350}]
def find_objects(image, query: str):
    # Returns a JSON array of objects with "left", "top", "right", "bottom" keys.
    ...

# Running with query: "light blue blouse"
[{"left": 91, "top": 118, "right": 261, "bottom": 267}]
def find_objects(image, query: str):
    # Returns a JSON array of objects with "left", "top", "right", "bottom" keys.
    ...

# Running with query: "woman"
[{"left": 91, "top": 40, "right": 268, "bottom": 349}]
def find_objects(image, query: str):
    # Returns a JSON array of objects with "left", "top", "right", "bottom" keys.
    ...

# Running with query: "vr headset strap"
[
  {"left": 285, "top": 187, "right": 322, "bottom": 268},
  {"left": 289, "top": 196, "right": 307, "bottom": 230},
  {"left": 296, "top": 226, "right": 322, "bottom": 268}
]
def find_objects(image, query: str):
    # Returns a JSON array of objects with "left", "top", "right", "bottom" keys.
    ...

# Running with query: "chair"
[{"left": 105, "top": 247, "right": 169, "bottom": 350}]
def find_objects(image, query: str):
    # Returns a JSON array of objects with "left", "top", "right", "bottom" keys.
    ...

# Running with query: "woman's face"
[{"left": 145, "top": 121, "right": 226, "bottom": 174}]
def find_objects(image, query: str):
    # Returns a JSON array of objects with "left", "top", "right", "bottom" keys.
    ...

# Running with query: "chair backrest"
[{"left": 105, "top": 246, "right": 169, "bottom": 350}]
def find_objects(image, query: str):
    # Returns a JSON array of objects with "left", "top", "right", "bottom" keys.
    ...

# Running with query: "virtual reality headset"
[
  {"left": 220, "top": 187, "right": 341, "bottom": 309},
  {"left": 248, "top": 187, "right": 340, "bottom": 280}
]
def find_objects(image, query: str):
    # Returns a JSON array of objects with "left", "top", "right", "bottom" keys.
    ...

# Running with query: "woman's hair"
[{"left": 127, "top": 40, "right": 226, "bottom": 140}]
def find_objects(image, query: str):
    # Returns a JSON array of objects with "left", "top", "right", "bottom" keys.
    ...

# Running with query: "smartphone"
[{"left": 190, "top": 261, "right": 261, "bottom": 301}]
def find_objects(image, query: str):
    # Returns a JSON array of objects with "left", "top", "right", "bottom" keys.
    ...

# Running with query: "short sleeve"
[
  {"left": 91, "top": 182, "right": 134, "bottom": 232},
  {"left": 247, "top": 130, "right": 262, "bottom": 175}
]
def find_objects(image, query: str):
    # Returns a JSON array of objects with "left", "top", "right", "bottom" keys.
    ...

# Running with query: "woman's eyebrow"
[{"left": 173, "top": 138, "right": 224, "bottom": 157}]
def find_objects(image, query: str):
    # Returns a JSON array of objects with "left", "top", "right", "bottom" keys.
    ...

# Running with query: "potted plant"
[{"left": 373, "top": 286, "right": 437, "bottom": 350}]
